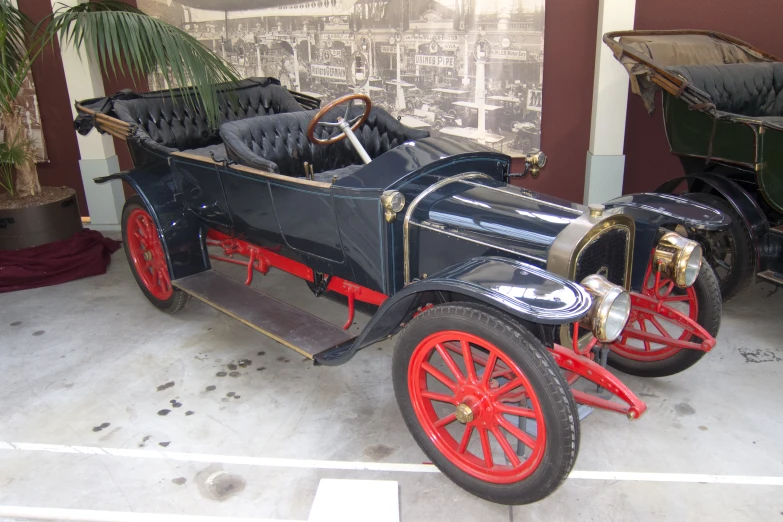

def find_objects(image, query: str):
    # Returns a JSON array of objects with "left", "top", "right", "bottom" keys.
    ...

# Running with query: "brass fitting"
[
  {"left": 652, "top": 232, "right": 702, "bottom": 287},
  {"left": 525, "top": 150, "right": 547, "bottom": 178}
]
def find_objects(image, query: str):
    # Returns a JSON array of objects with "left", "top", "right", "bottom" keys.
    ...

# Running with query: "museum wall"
[
  {"left": 623, "top": 0, "right": 783, "bottom": 195},
  {"left": 513, "top": 0, "right": 598, "bottom": 203}
]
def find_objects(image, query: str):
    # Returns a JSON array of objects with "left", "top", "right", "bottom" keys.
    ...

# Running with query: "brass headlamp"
[
  {"left": 579, "top": 274, "right": 631, "bottom": 343},
  {"left": 652, "top": 232, "right": 702, "bottom": 287}
]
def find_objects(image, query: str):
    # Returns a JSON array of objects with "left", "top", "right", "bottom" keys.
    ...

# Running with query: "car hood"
[{"left": 422, "top": 179, "right": 585, "bottom": 266}]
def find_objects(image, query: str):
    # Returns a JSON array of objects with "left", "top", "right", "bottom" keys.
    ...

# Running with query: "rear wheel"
[
  {"left": 608, "top": 262, "right": 721, "bottom": 377},
  {"left": 122, "top": 196, "right": 190, "bottom": 313},
  {"left": 392, "top": 303, "right": 579, "bottom": 505},
  {"left": 683, "top": 192, "right": 754, "bottom": 302}
]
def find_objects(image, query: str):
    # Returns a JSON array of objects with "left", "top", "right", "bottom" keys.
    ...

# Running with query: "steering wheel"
[{"left": 307, "top": 93, "right": 372, "bottom": 146}]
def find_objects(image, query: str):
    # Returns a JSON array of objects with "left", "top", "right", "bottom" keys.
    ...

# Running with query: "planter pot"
[{"left": 0, "top": 189, "right": 83, "bottom": 250}]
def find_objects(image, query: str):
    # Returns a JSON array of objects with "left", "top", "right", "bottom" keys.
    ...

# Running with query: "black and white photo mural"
[{"left": 138, "top": 0, "right": 545, "bottom": 156}]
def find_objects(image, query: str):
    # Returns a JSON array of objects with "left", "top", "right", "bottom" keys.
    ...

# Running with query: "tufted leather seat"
[
  {"left": 669, "top": 63, "right": 783, "bottom": 124},
  {"left": 112, "top": 77, "right": 305, "bottom": 158},
  {"left": 220, "top": 106, "right": 429, "bottom": 180}
]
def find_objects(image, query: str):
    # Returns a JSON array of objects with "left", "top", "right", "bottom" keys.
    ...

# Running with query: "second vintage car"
[{"left": 75, "top": 77, "right": 726, "bottom": 505}]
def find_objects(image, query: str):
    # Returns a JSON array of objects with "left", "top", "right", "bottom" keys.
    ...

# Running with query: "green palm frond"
[
  {"left": 45, "top": 0, "right": 240, "bottom": 127},
  {"left": 0, "top": 1, "right": 35, "bottom": 115}
]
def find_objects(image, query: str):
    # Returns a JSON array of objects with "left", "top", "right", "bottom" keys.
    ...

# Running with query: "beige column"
[
  {"left": 583, "top": 0, "right": 636, "bottom": 205},
  {"left": 53, "top": 0, "right": 125, "bottom": 230}
]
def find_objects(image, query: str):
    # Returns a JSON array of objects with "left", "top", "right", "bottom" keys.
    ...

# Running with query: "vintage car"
[
  {"left": 605, "top": 30, "right": 783, "bottom": 300},
  {"left": 75, "top": 77, "right": 726, "bottom": 505}
]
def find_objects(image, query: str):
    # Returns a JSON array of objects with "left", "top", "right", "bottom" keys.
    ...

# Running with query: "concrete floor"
[{"left": 1, "top": 245, "right": 782, "bottom": 521}]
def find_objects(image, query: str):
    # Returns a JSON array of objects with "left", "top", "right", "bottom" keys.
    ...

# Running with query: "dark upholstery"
[
  {"left": 669, "top": 63, "right": 783, "bottom": 117},
  {"left": 112, "top": 78, "right": 304, "bottom": 154},
  {"left": 186, "top": 143, "right": 228, "bottom": 161},
  {"left": 220, "top": 106, "right": 430, "bottom": 179}
]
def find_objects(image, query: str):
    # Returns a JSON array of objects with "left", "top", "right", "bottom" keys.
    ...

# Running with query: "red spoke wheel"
[
  {"left": 122, "top": 196, "right": 190, "bottom": 313},
  {"left": 608, "top": 261, "right": 721, "bottom": 377},
  {"left": 393, "top": 303, "right": 579, "bottom": 505}
]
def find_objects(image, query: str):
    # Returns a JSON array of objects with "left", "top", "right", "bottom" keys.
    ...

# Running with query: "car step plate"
[
  {"left": 758, "top": 270, "right": 783, "bottom": 286},
  {"left": 172, "top": 270, "right": 355, "bottom": 359}
]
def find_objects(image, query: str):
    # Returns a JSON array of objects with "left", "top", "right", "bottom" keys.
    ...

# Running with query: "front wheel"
[
  {"left": 122, "top": 196, "right": 190, "bottom": 313},
  {"left": 392, "top": 303, "right": 579, "bottom": 505},
  {"left": 608, "top": 262, "right": 721, "bottom": 377}
]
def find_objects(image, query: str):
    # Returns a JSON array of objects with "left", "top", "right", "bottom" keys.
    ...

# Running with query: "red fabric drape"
[{"left": 0, "top": 230, "right": 122, "bottom": 293}]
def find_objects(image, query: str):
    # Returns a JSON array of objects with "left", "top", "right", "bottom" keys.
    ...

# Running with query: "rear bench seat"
[
  {"left": 668, "top": 62, "right": 783, "bottom": 128},
  {"left": 111, "top": 78, "right": 306, "bottom": 162},
  {"left": 219, "top": 106, "right": 429, "bottom": 182}
]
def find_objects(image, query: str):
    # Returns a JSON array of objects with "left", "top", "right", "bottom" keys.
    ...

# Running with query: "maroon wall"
[
  {"left": 624, "top": 0, "right": 783, "bottom": 194},
  {"left": 19, "top": 0, "right": 88, "bottom": 216},
  {"left": 511, "top": 0, "right": 599, "bottom": 203}
]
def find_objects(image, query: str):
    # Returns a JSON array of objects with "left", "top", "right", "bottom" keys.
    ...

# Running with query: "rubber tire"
[
  {"left": 392, "top": 303, "right": 580, "bottom": 505},
  {"left": 684, "top": 192, "right": 754, "bottom": 302},
  {"left": 121, "top": 196, "right": 191, "bottom": 314},
  {"left": 608, "top": 263, "right": 722, "bottom": 378}
]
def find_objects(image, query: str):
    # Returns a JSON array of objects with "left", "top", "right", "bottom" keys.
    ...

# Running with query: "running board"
[
  {"left": 172, "top": 270, "right": 356, "bottom": 359},
  {"left": 758, "top": 270, "right": 783, "bottom": 286}
]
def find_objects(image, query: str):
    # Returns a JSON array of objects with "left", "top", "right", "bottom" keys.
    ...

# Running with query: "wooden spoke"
[
  {"left": 495, "top": 403, "right": 537, "bottom": 419},
  {"left": 461, "top": 339, "right": 478, "bottom": 383},
  {"left": 492, "top": 378, "right": 524, "bottom": 399},
  {"left": 490, "top": 426, "right": 521, "bottom": 467},
  {"left": 434, "top": 342, "right": 465, "bottom": 383},
  {"left": 421, "top": 390, "right": 458, "bottom": 405},
  {"left": 457, "top": 425, "right": 474, "bottom": 454},
  {"left": 434, "top": 412, "right": 457, "bottom": 429},
  {"left": 497, "top": 415, "right": 536, "bottom": 450},
  {"left": 479, "top": 428, "right": 494, "bottom": 469},
  {"left": 422, "top": 362, "right": 458, "bottom": 392},
  {"left": 481, "top": 352, "right": 498, "bottom": 387}
]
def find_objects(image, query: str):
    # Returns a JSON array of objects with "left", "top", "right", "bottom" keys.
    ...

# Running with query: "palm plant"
[
  {"left": 0, "top": 1, "right": 40, "bottom": 198},
  {"left": 0, "top": 0, "right": 239, "bottom": 199},
  {"left": 0, "top": 124, "right": 35, "bottom": 198}
]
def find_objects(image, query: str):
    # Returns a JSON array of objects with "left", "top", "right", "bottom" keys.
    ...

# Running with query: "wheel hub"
[
  {"left": 143, "top": 250, "right": 153, "bottom": 262},
  {"left": 454, "top": 385, "right": 496, "bottom": 427},
  {"left": 455, "top": 403, "right": 474, "bottom": 424}
]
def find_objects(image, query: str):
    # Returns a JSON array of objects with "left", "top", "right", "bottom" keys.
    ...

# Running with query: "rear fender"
[
  {"left": 316, "top": 257, "right": 592, "bottom": 365},
  {"left": 94, "top": 166, "right": 209, "bottom": 280}
]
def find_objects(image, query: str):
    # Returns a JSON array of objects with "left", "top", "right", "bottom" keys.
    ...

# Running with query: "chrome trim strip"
[
  {"left": 403, "top": 172, "right": 493, "bottom": 284},
  {"left": 460, "top": 180, "right": 584, "bottom": 215},
  {"left": 413, "top": 221, "right": 548, "bottom": 264}
]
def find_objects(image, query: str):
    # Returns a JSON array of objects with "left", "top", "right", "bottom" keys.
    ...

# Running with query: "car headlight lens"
[
  {"left": 683, "top": 243, "right": 702, "bottom": 287},
  {"left": 653, "top": 232, "right": 702, "bottom": 287},
  {"left": 603, "top": 291, "right": 631, "bottom": 342},
  {"left": 580, "top": 275, "right": 632, "bottom": 343}
]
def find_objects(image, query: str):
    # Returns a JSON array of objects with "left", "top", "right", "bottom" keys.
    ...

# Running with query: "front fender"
[
  {"left": 603, "top": 192, "right": 730, "bottom": 231},
  {"left": 656, "top": 173, "right": 769, "bottom": 244},
  {"left": 316, "top": 256, "right": 591, "bottom": 365},
  {"left": 94, "top": 166, "right": 209, "bottom": 280}
]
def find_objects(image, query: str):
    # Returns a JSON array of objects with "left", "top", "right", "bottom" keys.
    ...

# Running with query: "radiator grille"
[{"left": 574, "top": 226, "right": 630, "bottom": 288}]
